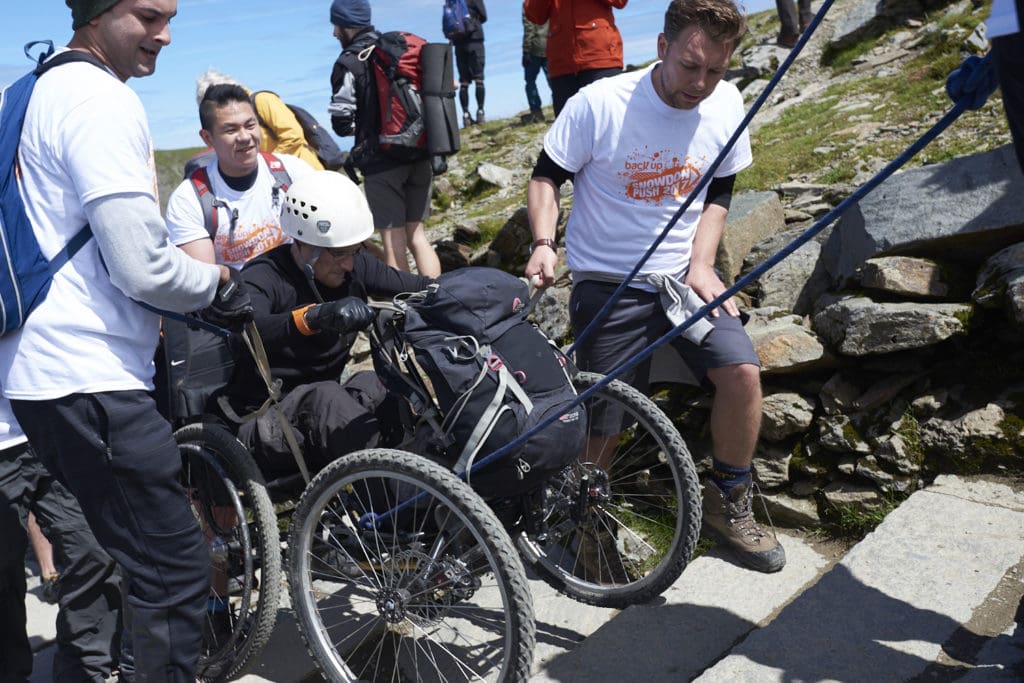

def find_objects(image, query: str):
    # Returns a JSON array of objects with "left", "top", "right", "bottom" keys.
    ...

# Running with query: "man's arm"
[
  {"left": 86, "top": 193, "right": 223, "bottom": 312},
  {"left": 329, "top": 60, "right": 358, "bottom": 137},
  {"left": 524, "top": 176, "right": 560, "bottom": 287},
  {"left": 684, "top": 202, "right": 738, "bottom": 318}
]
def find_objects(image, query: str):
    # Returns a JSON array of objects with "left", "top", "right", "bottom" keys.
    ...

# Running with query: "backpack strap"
[
  {"left": 187, "top": 153, "right": 291, "bottom": 242},
  {"left": 260, "top": 151, "right": 292, "bottom": 192},
  {"left": 187, "top": 166, "right": 218, "bottom": 239}
]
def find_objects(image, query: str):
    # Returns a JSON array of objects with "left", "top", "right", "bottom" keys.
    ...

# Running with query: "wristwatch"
[{"left": 530, "top": 238, "right": 557, "bottom": 254}]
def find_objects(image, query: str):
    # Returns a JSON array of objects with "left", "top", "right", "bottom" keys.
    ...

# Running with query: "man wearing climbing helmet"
[
  {"left": 225, "top": 171, "right": 431, "bottom": 475},
  {"left": 525, "top": 0, "right": 787, "bottom": 574}
]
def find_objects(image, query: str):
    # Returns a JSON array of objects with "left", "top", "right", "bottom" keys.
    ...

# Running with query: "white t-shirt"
[
  {"left": 0, "top": 398, "right": 27, "bottom": 452},
  {"left": 543, "top": 64, "right": 752, "bottom": 286},
  {"left": 165, "top": 154, "right": 313, "bottom": 269},
  {"left": 988, "top": 0, "right": 1020, "bottom": 38},
  {"left": 0, "top": 59, "right": 166, "bottom": 399}
]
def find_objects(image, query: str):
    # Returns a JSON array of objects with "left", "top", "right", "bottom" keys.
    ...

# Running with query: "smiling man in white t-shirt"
[
  {"left": 1, "top": 1, "right": 253, "bottom": 679},
  {"left": 525, "top": 0, "right": 785, "bottom": 574},
  {"left": 165, "top": 82, "right": 314, "bottom": 269}
]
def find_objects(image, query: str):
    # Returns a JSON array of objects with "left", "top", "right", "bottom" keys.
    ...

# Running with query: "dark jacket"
[
  {"left": 230, "top": 244, "right": 430, "bottom": 406},
  {"left": 524, "top": 0, "right": 626, "bottom": 78},
  {"left": 452, "top": 0, "right": 487, "bottom": 44},
  {"left": 329, "top": 27, "right": 396, "bottom": 175}
]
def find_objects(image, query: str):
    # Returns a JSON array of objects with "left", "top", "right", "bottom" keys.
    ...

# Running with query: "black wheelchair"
[{"left": 157, "top": 299, "right": 703, "bottom": 682}]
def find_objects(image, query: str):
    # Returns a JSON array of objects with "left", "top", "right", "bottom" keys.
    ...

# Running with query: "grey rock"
[
  {"left": 818, "top": 413, "right": 873, "bottom": 455},
  {"left": 530, "top": 285, "right": 572, "bottom": 343},
  {"left": 875, "top": 433, "right": 923, "bottom": 476},
  {"left": 761, "top": 392, "right": 816, "bottom": 442},
  {"left": 812, "top": 296, "right": 971, "bottom": 355},
  {"left": 742, "top": 229, "right": 832, "bottom": 315},
  {"left": 746, "top": 312, "right": 835, "bottom": 373},
  {"left": 820, "top": 373, "right": 861, "bottom": 416},
  {"left": 820, "top": 145, "right": 1024, "bottom": 287},
  {"left": 759, "top": 492, "right": 821, "bottom": 528},
  {"left": 753, "top": 442, "right": 792, "bottom": 488},
  {"left": 973, "top": 241, "right": 1024, "bottom": 327},
  {"left": 856, "top": 256, "right": 950, "bottom": 298},
  {"left": 821, "top": 480, "right": 884, "bottom": 510},
  {"left": 718, "top": 191, "right": 787, "bottom": 285},
  {"left": 473, "top": 162, "right": 516, "bottom": 188}
]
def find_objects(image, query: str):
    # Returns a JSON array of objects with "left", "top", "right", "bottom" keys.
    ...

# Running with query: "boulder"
[
  {"left": 718, "top": 191, "right": 787, "bottom": 284},
  {"left": 746, "top": 311, "right": 835, "bottom": 373},
  {"left": 973, "top": 241, "right": 1024, "bottom": 328},
  {"left": 761, "top": 391, "right": 816, "bottom": 441},
  {"left": 820, "top": 145, "right": 1024, "bottom": 286},
  {"left": 812, "top": 296, "right": 971, "bottom": 355}
]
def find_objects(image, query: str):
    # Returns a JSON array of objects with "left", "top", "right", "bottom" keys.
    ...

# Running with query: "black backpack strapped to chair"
[{"left": 372, "top": 267, "right": 586, "bottom": 499}]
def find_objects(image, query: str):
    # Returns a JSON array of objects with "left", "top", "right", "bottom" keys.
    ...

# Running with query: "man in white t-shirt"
[
  {"left": 525, "top": 0, "right": 785, "bottom": 574},
  {"left": 165, "top": 83, "right": 314, "bottom": 269},
  {"left": 1, "top": 1, "right": 253, "bottom": 680}
]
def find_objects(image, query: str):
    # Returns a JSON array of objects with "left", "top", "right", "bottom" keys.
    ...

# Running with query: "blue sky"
[{"left": 1, "top": 0, "right": 773, "bottom": 150}]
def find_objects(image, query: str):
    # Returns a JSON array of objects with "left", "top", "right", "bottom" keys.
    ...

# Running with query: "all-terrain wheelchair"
[{"left": 157, "top": 273, "right": 703, "bottom": 682}]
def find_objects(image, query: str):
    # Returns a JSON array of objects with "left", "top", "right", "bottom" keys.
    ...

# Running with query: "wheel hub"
[{"left": 376, "top": 588, "right": 409, "bottom": 624}]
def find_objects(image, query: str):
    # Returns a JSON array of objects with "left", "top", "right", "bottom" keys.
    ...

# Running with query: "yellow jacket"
[{"left": 251, "top": 90, "right": 324, "bottom": 170}]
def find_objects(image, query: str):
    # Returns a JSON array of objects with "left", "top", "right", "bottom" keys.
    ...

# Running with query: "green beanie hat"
[{"left": 67, "top": 0, "right": 122, "bottom": 30}]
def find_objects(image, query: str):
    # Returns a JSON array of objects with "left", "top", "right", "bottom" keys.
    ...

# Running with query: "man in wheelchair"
[{"left": 225, "top": 171, "right": 432, "bottom": 478}]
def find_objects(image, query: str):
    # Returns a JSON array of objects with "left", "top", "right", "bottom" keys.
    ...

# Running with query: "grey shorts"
[
  {"left": 363, "top": 158, "right": 432, "bottom": 229},
  {"left": 569, "top": 280, "right": 760, "bottom": 393}
]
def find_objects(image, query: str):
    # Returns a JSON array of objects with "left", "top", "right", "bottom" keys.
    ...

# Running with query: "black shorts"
[
  {"left": 569, "top": 280, "right": 760, "bottom": 392},
  {"left": 454, "top": 41, "right": 485, "bottom": 82},
  {"left": 363, "top": 159, "right": 432, "bottom": 228}
]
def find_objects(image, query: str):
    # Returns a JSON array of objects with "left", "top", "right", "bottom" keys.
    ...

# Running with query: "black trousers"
[
  {"left": 992, "top": 29, "right": 1024, "bottom": 173},
  {"left": 13, "top": 392, "right": 209, "bottom": 683},
  {"left": 239, "top": 371, "right": 387, "bottom": 477},
  {"left": 550, "top": 67, "right": 622, "bottom": 116},
  {"left": 0, "top": 441, "right": 122, "bottom": 683}
]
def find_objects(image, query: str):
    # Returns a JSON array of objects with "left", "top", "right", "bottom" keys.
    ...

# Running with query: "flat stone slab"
[
  {"left": 530, "top": 531, "right": 830, "bottom": 681},
  {"left": 695, "top": 475, "right": 1024, "bottom": 681}
]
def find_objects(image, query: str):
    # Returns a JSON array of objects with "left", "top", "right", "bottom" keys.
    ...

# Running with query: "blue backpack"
[
  {"left": 0, "top": 43, "right": 105, "bottom": 335},
  {"left": 442, "top": 0, "right": 477, "bottom": 41}
]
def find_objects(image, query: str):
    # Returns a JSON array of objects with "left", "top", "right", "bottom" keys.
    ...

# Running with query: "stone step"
[{"left": 29, "top": 475, "right": 1023, "bottom": 682}]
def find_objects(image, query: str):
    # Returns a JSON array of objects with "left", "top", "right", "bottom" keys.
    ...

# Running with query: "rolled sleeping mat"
[{"left": 420, "top": 42, "right": 460, "bottom": 156}]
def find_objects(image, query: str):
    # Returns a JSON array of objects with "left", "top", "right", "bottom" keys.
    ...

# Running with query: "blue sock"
[
  {"left": 207, "top": 596, "right": 228, "bottom": 613},
  {"left": 710, "top": 459, "right": 751, "bottom": 494}
]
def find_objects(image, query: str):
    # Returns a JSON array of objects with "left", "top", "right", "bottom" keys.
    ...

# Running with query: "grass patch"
[{"left": 820, "top": 494, "right": 900, "bottom": 541}]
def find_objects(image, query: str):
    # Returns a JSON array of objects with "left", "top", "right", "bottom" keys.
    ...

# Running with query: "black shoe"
[
  {"left": 462, "top": 112, "right": 473, "bottom": 127},
  {"left": 777, "top": 32, "right": 799, "bottom": 48},
  {"left": 476, "top": 109, "right": 485, "bottom": 124}
]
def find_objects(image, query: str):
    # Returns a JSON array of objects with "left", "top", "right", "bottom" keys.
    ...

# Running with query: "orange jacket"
[{"left": 523, "top": 0, "right": 627, "bottom": 78}]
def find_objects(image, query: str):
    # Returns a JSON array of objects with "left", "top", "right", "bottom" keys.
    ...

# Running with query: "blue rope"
[
  {"left": 466, "top": 53, "right": 993, "bottom": 480},
  {"left": 567, "top": 0, "right": 834, "bottom": 356}
]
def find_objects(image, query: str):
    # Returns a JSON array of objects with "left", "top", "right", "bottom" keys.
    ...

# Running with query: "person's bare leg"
[
  {"left": 28, "top": 511, "right": 58, "bottom": 579},
  {"left": 706, "top": 363, "right": 762, "bottom": 467},
  {"left": 405, "top": 221, "right": 441, "bottom": 278},
  {"left": 380, "top": 226, "right": 411, "bottom": 272}
]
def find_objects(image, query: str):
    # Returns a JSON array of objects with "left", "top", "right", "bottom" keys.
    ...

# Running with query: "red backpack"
[{"left": 359, "top": 31, "right": 428, "bottom": 160}]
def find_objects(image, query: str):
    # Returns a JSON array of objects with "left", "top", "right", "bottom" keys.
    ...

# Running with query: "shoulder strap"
[
  {"left": 35, "top": 48, "right": 111, "bottom": 78},
  {"left": 188, "top": 166, "right": 219, "bottom": 239},
  {"left": 260, "top": 151, "right": 292, "bottom": 191}
]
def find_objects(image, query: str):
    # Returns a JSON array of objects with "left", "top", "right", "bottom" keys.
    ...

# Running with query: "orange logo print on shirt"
[{"left": 619, "top": 148, "right": 703, "bottom": 205}]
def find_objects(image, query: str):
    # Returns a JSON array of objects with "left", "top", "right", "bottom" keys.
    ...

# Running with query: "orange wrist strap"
[{"left": 292, "top": 305, "right": 317, "bottom": 336}]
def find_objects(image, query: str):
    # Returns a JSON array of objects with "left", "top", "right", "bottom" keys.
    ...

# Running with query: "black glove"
[
  {"left": 306, "top": 297, "right": 373, "bottom": 334},
  {"left": 202, "top": 266, "right": 253, "bottom": 331}
]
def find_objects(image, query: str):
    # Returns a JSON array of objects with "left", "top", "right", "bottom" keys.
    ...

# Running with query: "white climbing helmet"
[{"left": 279, "top": 170, "right": 373, "bottom": 248}]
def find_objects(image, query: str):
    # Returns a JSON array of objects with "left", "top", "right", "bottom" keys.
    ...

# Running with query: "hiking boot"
[
  {"left": 476, "top": 109, "right": 485, "bottom": 124},
  {"left": 776, "top": 32, "right": 799, "bottom": 49},
  {"left": 701, "top": 477, "right": 786, "bottom": 573},
  {"left": 462, "top": 112, "right": 473, "bottom": 127},
  {"left": 575, "top": 527, "right": 631, "bottom": 584}
]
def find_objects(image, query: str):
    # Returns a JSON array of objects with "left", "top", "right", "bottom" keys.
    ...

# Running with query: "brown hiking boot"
[{"left": 702, "top": 477, "right": 786, "bottom": 573}]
